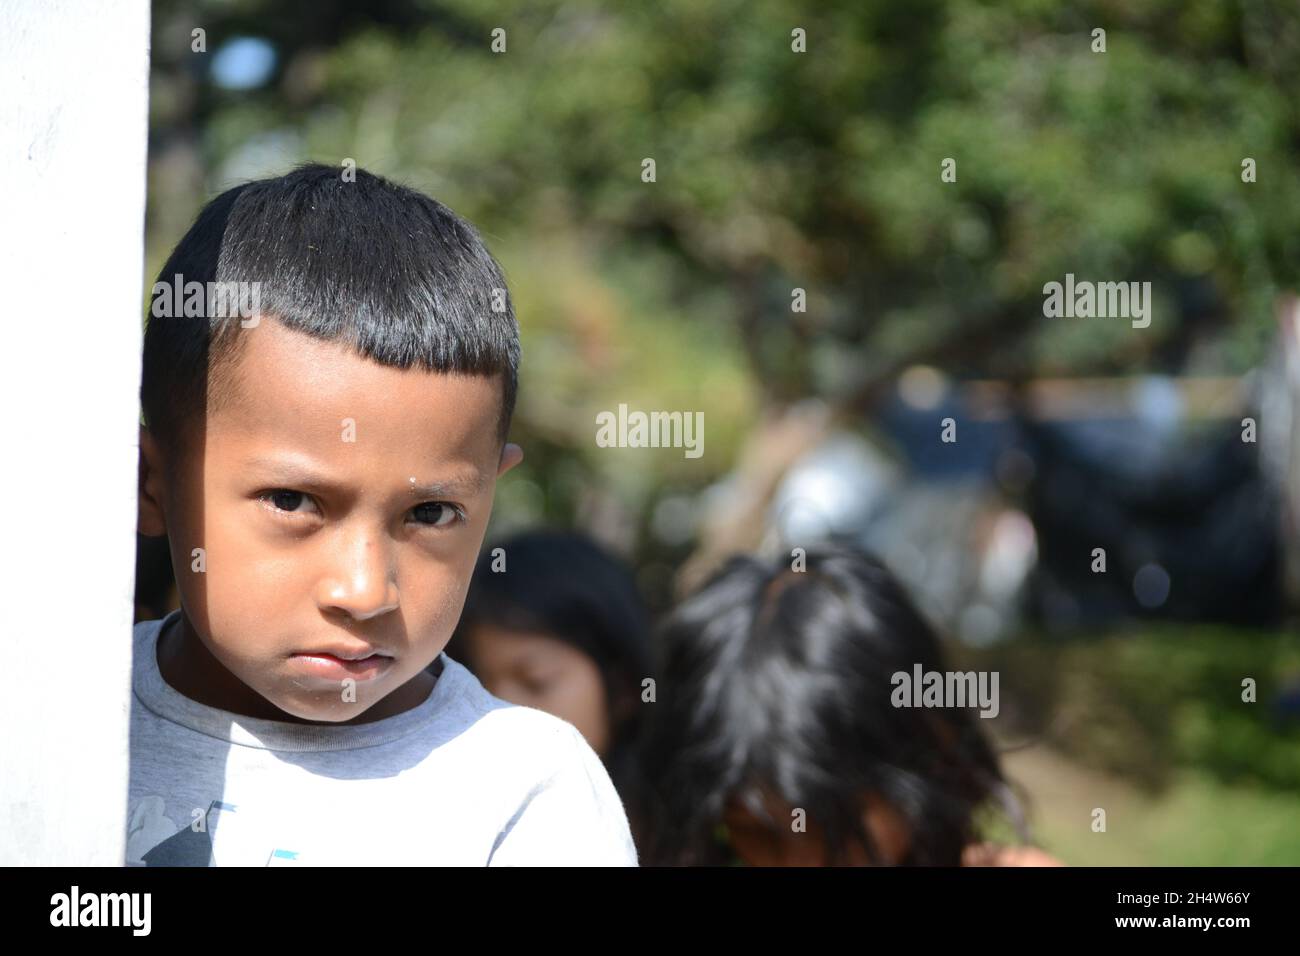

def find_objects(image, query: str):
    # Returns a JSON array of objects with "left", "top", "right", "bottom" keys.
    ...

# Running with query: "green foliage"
[
  {"left": 965, "top": 627, "right": 1300, "bottom": 793},
  {"left": 147, "top": 0, "right": 1300, "bottom": 533}
]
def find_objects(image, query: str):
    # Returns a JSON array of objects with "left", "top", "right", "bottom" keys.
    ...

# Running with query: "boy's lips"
[
  {"left": 294, "top": 642, "right": 391, "bottom": 662},
  {"left": 288, "top": 645, "right": 396, "bottom": 682}
]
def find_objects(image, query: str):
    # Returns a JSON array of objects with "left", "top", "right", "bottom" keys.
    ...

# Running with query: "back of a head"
[
  {"left": 636, "top": 546, "right": 1013, "bottom": 866},
  {"left": 140, "top": 163, "right": 519, "bottom": 461}
]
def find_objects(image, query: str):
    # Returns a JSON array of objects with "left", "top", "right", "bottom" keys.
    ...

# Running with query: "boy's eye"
[
  {"left": 260, "top": 490, "right": 318, "bottom": 516},
  {"left": 411, "top": 501, "right": 464, "bottom": 528},
  {"left": 255, "top": 491, "right": 463, "bottom": 529}
]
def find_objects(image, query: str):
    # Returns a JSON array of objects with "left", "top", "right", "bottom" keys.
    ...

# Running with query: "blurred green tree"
[{"left": 146, "top": 0, "right": 1300, "bottom": 590}]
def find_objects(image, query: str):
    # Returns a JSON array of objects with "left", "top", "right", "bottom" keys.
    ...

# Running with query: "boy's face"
[{"left": 138, "top": 316, "right": 522, "bottom": 723}]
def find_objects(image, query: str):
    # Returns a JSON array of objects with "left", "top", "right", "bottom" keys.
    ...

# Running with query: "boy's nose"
[{"left": 316, "top": 532, "right": 399, "bottom": 621}]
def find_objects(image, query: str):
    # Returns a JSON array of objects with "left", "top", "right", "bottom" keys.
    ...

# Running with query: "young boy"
[{"left": 129, "top": 163, "right": 638, "bottom": 866}]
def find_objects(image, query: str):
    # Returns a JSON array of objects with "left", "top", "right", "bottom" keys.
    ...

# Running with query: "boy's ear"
[
  {"left": 496, "top": 441, "right": 523, "bottom": 478},
  {"left": 137, "top": 425, "right": 169, "bottom": 537}
]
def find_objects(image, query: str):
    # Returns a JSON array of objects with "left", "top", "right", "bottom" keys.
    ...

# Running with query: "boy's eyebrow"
[{"left": 241, "top": 455, "right": 489, "bottom": 498}]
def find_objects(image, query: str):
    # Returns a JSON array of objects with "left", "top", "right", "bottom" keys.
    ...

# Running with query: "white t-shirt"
[{"left": 125, "top": 609, "right": 639, "bottom": 866}]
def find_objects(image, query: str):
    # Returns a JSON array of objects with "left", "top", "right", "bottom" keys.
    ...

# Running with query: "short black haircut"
[
  {"left": 141, "top": 162, "right": 519, "bottom": 460},
  {"left": 633, "top": 546, "right": 1026, "bottom": 866}
]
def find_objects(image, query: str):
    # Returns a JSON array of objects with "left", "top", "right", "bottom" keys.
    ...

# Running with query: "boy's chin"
[{"left": 267, "top": 689, "right": 384, "bottom": 724}]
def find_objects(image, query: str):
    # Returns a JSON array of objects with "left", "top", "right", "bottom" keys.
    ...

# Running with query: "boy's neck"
[{"left": 155, "top": 612, "right": 438, "bottom": 726}]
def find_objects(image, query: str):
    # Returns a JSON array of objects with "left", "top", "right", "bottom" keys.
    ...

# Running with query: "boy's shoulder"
[
  {"left": 388, "top": 656, "right": 639, "bottom": 865},
  {"left": 444, "top": 658, "right": 638, "bottom": 866}
]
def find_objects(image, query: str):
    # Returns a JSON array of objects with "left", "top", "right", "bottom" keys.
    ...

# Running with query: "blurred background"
[{"left": 136, "top": 0, "right": 1300, "bottom": 864}]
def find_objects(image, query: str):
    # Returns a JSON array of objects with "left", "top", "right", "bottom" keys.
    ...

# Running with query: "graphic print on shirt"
[{"left": 127, "top": 797, "right": 300, "bottom": 866}]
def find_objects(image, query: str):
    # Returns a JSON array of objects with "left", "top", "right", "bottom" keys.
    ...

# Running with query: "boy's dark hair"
[
  {"left": 448, "top": 529, "right": 654, "bottom": 802},
  {"left": 633, "top": 546, "right": 1027, "bottom": 866},
  {"left": 141, "top": 163, "right": 519, "bottom": 461}
]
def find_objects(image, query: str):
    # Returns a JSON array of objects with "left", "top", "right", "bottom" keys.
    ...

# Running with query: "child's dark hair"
[
  {"left": 634, "top": 546, "right": 1025, "bottom": 865},
  {"left": 449, "top": 530, "right": 654, "bottom": 798},
  {"left": 141, "top": 163, "right": 519, "bottom": 461}
]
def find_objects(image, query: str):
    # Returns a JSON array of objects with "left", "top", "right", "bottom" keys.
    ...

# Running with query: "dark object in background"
[
  {"left": 1025, "top": 417, "right": 1282, "bottom": 629},
  {"left": 134, "top": 532, "right": 177, "bottom": 624},
  {"left": 876, "top": 383, "right": 1284, "bottom": 632}
]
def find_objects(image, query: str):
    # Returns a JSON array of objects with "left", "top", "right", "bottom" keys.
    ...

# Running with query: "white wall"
[{"left": 0, "top": 0, "right": 151, "bottom": 864}]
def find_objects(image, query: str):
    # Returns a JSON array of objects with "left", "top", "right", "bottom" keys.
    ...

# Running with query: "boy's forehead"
[{"left": 208, "top": 317, "right": 503, "bottom": 470}]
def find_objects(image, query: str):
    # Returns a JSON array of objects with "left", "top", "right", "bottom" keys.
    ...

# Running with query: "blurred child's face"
[
  {"left": 463, "top": 624, "right": 611, "bottom": 755},
  {"left": 721, "top": 790, "right": 911, "bottom": 866},
  {"left": 138, "top": 316, "right": 522, "bottom": 723}
]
